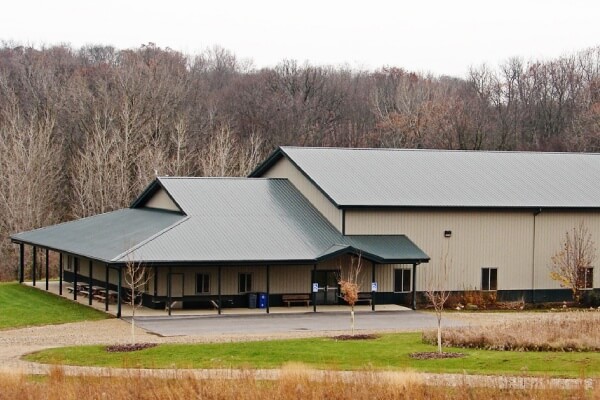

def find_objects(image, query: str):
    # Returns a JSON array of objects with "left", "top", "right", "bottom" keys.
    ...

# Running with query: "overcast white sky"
[{"left": 1, "top": 0, "right": 598, "bottom": 77}]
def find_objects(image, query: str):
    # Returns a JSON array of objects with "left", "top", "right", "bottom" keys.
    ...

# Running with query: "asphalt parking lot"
[{"left": 128, "top": 310, "right": 464, "bottom": 336}]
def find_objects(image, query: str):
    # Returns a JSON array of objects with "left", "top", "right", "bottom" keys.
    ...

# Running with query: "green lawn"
[
  {"left": 0, "top": 283, "right": 108, "bottom": 329},
  {"left": 25, "top": 333, "right": 600, "bottom": 378}
]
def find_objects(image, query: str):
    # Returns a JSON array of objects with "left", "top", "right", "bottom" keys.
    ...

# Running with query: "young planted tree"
[
  {"left": 425, "top": 243, "right": 451, "bottom": 354},
  {"left": 549, "top": 221, "right": 597, "bottom": 303},
  {"left": 123, "top": 259, "right": 153, "bottom": 344},
  {"left": 337, "top": 253, "right": 363, "bottom": 335}
]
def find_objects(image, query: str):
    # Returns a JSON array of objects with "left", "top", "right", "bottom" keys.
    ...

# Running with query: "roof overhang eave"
[
  {"left": 10, "top": 238, "right": 115, "bottom": 265},
  {"left": 315, "top": 245, "right": 429, "bottom": 265},
  {"left": 248, "top": 147, "right": 285, "bottom": 177}
]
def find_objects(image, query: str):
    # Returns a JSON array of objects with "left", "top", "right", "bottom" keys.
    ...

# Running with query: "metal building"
[{"left": 11, "top": 146, "right": 600, "bottom": 315}]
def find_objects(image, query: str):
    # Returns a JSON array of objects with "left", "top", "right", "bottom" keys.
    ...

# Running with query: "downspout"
[{"left": 532, "top": 208, "right": 542, "bottom": 303}]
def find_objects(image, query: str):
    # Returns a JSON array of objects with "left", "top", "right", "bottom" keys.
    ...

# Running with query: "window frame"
[
  {"left": 393, "top": 268, "right": 412, "bottom": 293},
  {"left": 238, "top": 272, "right": 253, "bottom": 293},
  {"left": 481, "top": 267, "right": 498, "bottom": 291},
  {"left": 195, "top": 273, "right": 210, "bottom": 294}
]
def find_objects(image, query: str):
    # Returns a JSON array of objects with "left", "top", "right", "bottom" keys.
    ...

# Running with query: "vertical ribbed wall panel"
[
  {"left": 346, "top": 210, "right": 535, "bottom": 291},
  {"left": 262, "top": 157, "right": 343, "bottom": 231}
]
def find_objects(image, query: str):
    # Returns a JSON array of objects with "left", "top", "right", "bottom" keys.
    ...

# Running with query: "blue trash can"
[{"left": 257, "top": 293, "right": 267, "bottom": 309}]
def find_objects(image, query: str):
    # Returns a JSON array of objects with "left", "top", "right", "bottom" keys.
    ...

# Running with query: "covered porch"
[{"left": 12, "top": 241, "right": 427, "bottom": 318}]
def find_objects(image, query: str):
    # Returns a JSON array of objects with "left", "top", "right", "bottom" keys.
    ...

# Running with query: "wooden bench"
[
  {"left": 355, "top": 293, "right": 372, "bottom": 306},
  {"left": 282, "top": 294, "right": 311, "bottom": 307}
]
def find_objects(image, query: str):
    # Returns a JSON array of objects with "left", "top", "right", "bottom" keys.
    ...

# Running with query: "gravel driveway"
[{"left": 0, "top": 311, "right": 596, "bottom": 389}]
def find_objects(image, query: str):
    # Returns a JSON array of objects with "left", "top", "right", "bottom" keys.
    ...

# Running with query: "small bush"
[{"left": 446, "top": 290, "right": 497, "bottom": 310}]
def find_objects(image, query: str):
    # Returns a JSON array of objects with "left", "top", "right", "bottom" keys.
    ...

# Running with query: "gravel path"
[{"left": 0, "top": 312, "right": 597, "bottom": 390}]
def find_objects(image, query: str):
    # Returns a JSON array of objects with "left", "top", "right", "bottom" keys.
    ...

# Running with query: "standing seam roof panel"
[{"left": 278, "top": 147, "right": 600, "bottom": 208}]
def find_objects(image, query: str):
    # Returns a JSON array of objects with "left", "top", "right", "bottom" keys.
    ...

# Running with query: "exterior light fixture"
[{"left": 444, "top": 230, "right": 452, "bottom": 238}]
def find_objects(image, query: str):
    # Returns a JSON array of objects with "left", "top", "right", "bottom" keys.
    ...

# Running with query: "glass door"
[{"left": 314, "top": 270, "right": 339, "bottom": 305}]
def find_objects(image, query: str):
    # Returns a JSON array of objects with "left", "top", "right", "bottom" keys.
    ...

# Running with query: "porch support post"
[
  {"left": 45, "top": 249, "right": 49, "bottom": 290},
  {"left": 167, "top": 266, "right": 172, "bottom": 316},
  {"left": 153, "top": 265, "right": 158, "bottom": 300},
  {"left": 73, "top": 259, "right": 78, "bottom": 300},
  {"left": 218, "top": 265, "right": 222, "bottom": 315},
  {"left": 266, "top": 264, "right": 270, "bottom": 314},
  {"left": 88, "top": 260, "right": 93, "bottom": 305},
  {"left": 105, "top": 264, "right": 109, "bottom": 312},
  {"left": 312, "top": 264, "right": 317, "bottom": 313},
  {"left": 117, "top": 266, "right": 122, "bottom": 318},
  {"left": 58, "top": 253, "right": 63, "bottom": 295},
  {"left": 32, "top": 246, "right": 37, "bottom": 286},
  {"left": 412, "top": 263, "right": 417, "bottom": 310},
  {"left": 18, "top": 243, "right": 24, "bottom": 283},
  {"left": 371, "top": 262, "right": 376, "bottom": 311}
]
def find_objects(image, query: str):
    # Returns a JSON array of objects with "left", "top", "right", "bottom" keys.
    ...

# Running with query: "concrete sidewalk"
[{"left": 24, "top": 280, "right": 410, "bottom": 317}]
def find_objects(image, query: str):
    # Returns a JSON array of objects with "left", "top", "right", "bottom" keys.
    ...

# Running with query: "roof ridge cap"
[{"left": 284, "top": 146, "right": 600, "bottom": 155}]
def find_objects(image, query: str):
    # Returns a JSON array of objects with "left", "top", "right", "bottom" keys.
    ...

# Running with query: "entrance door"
[{"left": 314, "top": 270, "right": 339, "bottom": 305}]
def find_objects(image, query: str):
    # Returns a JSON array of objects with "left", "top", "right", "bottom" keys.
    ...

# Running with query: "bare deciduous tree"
[
  {"left": 425, "top": 244, "right": 452, "bottom": 354},
  {"left": 123, "top": 259, "right": 153, "bottom": 344},
  {"left": 337, "top": 254, "right": 363, "bottom": 335},
  {"left": 200, "top": 124, "right": 265, "bottom": 177},
  {"left": 549, "top": 221, "right": 597, "bottom": 303},
  {"left": 2, "top": 42, "right": 600, "bottom": 280},
  {"left": 0, "top": 101, "right": 63, "bottom": 279}
]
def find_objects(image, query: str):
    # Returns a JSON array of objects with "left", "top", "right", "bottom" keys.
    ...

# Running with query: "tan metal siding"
[
  {"left": 145, "top": 188, "right": 181, "bottom": 212},
  {"left": 262, "top": 157, "right": 342, "bottom": 231},
  {"left": 221, "top": 266, "right": 267, "bottom": 294},
  {"left": 345, "top": 209, "right": 535, "bottom": 291},
  {"left": 90, "top": 261, "right": 108, "bottom": 282},
  {"left": 157, "top": 267, "right": 216, "bottom": 296},
  {"left": 533, "top": 212, "right": 600, "bottom": 289},
  {"left": 271, "top": 265, "right": 312, "bottom": 293},
  {"left": 375, "top": 264, "right": 412, "bottom": 293},
  {"left": 62, "top": 256, "right": 120, "bottom": 287},
  {"left": 156, "top": 266, "right": 270, "bottom": 296}
]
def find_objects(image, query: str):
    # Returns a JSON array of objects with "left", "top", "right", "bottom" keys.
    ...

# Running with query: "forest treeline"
[{"left": 1, "top": 42, "right": 599, "bottom": 279}]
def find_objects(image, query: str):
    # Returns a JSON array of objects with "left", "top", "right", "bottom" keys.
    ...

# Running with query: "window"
[
  {"left": 73, "top": 257, "right": 79, "bottom": 273},
  {"left": 482, "top": 268, "right": 498, "bottom": 291},
  {"left": 196, "top": 273, "right": 210, "bottom": 294},
  {"left": 583, "top": 267, "right": 594, "bottom": 289},
  {"left": 394, "top": 268, "right": 411, "bottom": 292},
  {"left": 239, "top": 273, "right": 252, "bottom": 293}
]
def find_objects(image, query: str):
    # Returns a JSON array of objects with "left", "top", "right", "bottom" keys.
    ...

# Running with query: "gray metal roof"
[
  {"left": 121, "top": 178, "right": 428, "bottom": 263},
  {"left": 11, "top": 209, "right": 185, "bottom": 262},
  {"left": 257, "top": 147, "right": 600, "bottom": 208},
  {"left": 11, "top": 178, "right": 428, "bottom": 264}
]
